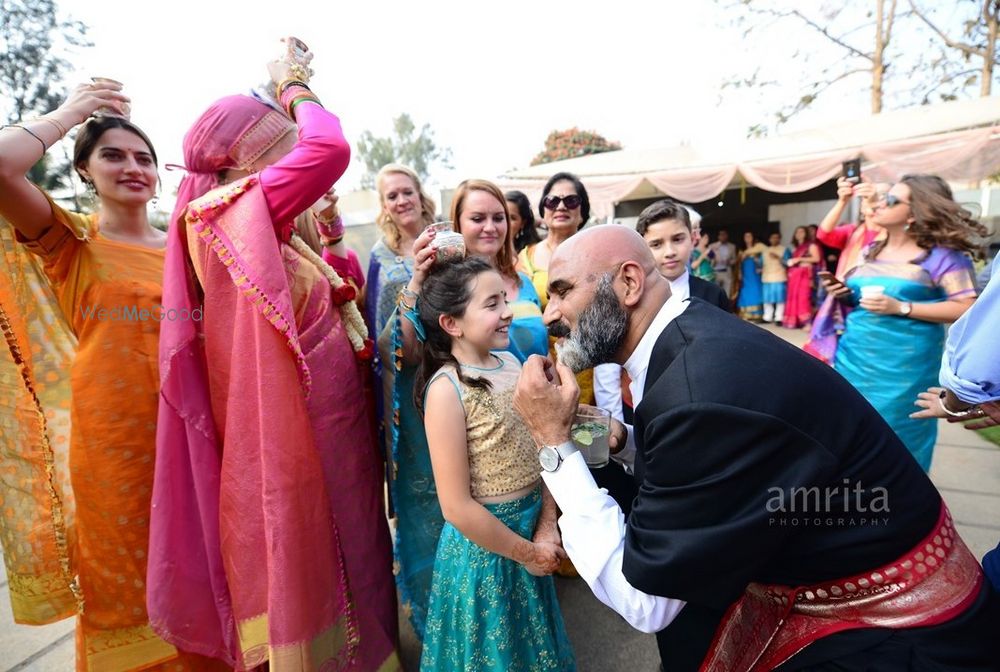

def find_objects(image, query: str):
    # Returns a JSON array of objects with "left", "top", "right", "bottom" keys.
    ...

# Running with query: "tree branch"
[
  {"left": 884, "top": 0, "right": 900, "bottom": 48},
  {"left": 735, "top": 4, "right": 872, "bottom": 60},
  {"left": 909, "top": 0, "right": 986, "bottom": 57},
  {"left": 788, "top": 8, "right": 873, "bottom": 61}
]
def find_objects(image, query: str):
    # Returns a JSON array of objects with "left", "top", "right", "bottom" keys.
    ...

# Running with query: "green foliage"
[
  {"left": 0, "top": 0, "right": 90, "bottom": 195},
  {"left": 530, "top": 128, "right": 622, "bottom": 166},
  {"left": 356, "top": 113, "right": 452, "bottom": 189}
]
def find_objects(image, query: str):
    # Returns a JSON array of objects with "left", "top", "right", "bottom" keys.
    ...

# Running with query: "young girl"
[{"left": 414, "top": 256, "right": 576, "bottom": 672}]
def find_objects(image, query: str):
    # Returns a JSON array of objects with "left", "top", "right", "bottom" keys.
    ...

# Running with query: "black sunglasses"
[
  {"left": 884, "top": 194, "right": 910, "bottom": 208},
  {"left": 542, "top": 194, "right": 582, "bottom": 211}
]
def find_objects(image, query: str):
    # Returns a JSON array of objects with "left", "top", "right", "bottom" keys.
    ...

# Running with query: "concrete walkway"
[{"left": 3, "top": 324, "right": 998, "bottom": 671}]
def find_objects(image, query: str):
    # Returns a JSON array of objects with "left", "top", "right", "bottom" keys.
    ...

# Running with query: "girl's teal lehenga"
[
  {"left": 421, "top": 490, "right": 576, "bottom": 672},
  {"left": 420, "top": 353, "right": 575, "bottom": 672}
]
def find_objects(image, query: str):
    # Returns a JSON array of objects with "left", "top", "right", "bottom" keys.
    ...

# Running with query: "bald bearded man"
[{"left": 514, "top": 225, "right": 998, "bottom": 672}]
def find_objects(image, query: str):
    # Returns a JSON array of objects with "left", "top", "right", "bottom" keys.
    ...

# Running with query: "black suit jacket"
[
  {"left": 688, "top": 275, "right": 730, "bottom": 312},
  {"left": 622, "top": 298, "right": 950, "bottom": 670}
]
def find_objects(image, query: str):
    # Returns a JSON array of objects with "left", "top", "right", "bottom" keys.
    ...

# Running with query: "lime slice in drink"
[{"left": 572, "top": 428, "right": 594, "bottom": 446}]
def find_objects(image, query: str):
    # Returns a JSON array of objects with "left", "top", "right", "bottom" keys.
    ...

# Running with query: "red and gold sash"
[{"left": 701, "top": 502, "right": 984, "bottom": 672}]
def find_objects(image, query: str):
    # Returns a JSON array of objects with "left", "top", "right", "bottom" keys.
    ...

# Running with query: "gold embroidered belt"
[{"left": 700, "top": 502, "right": 984, "bottom": 672}]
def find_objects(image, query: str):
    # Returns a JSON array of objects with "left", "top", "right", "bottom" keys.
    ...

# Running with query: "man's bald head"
[
  {"left": 552, "top": 225, "right": 659, "bottom": 279},
  {"left": 543, "top": 224, "right": 672, "bottom": 369}
]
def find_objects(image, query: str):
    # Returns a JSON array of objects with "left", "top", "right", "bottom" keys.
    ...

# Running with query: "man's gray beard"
[{"left": 553, "top": 274, "right": 628, "bottom": 373}]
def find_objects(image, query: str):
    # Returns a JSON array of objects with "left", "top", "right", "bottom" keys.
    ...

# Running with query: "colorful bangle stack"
[
  {"left": 314, "top": 213, "right": 345, "bottom": 240},
  {"left": 278, "top": 81, "right": 321, "bottom": 118},
  {"left": 275, "top": 78, "right": 308, "bottom": 99}
]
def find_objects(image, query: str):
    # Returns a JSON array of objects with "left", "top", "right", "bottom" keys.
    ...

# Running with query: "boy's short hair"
[{"left": 636, "top": 199, "right": 692, "bottom": 236}]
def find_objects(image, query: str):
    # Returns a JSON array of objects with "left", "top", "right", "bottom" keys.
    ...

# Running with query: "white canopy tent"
[{"left": 498, "top": 97, "right": 1000, "bottom": 219}]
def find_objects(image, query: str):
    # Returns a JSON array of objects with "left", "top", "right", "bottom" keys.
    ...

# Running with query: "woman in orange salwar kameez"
[{"left": 0, "top": 84, "right": 228, "bottom": 671}]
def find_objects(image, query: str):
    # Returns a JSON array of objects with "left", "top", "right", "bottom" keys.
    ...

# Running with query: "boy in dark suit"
[{"left": 636, "top": 199, "right": 730, "bottom": 311}]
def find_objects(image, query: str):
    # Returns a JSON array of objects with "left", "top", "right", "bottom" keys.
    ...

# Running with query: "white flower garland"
[{"left": 288, "top": 233, "right": 368, "bottom": 353}]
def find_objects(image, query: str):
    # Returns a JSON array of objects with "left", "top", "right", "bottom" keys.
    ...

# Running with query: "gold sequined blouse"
[{"left": 431, "top": 351, "right": 540, "bottom": 498}]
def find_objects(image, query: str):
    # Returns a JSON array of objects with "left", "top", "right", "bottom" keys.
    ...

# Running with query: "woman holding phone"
[{"left": 833, "top": 174, "right": 982, "bottom": 471}]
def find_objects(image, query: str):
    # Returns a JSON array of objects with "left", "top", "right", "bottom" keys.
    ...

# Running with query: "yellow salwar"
[{"left": 0, "top": 193, "right": 229, "bottom": 672}]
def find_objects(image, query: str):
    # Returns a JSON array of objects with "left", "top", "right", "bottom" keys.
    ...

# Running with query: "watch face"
[{"left": 539, "top": 446, "right": 560, "bottom": 472}]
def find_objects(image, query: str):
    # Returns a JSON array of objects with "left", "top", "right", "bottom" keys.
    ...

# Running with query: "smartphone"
[{"left": 842, "top": 159, "right": 861, "bottom": 184}]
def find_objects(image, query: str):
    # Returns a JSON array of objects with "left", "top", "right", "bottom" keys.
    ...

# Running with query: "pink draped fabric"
[
  {"left": 150, "top": 177, "right": 357, "bottom": 670},
  {"left": 498, "top": 125, "right": 1000, "bottom": 214},
  {"left": 737, "top": 150, "right": 857, "bottom": 194},
  {"left": 149, "top": 96, "right": 397, "bottom": 671},
  {"left": 645, "top": 165, "right": 739, "bottom": 204},
  {"left": 861, "top": 126, "right": 1000, "bottom": 183}
]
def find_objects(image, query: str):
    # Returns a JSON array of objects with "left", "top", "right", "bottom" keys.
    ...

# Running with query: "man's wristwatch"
[
  {"left": 898, "top": 301, "right": 913, "bottom": 317},
  {"left": 538, "top": 441, "right": 578, "bottom": 473}
]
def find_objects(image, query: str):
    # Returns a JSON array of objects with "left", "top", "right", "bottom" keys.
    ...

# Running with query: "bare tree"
[
  {"left": 909, "top": 0, "right": 1000, "bottom": 98},
  {"left": 719, "top": 0, "right": 1000, "bottom": 135},
  {"left": 721, "top": 0, "right": 900, "bottom": 132}
]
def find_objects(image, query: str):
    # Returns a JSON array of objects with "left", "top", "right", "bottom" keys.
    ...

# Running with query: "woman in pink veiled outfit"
[{"left": 147, "top": 45, "right": 399, "bottom": 671}]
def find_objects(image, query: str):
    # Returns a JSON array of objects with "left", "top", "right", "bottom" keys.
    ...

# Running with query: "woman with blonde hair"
[
  {"left": 360, "top": 163, "right": 439, "bottom": 639},
  {"left": 365, "top": 163, "right": 436, "bottom": 336}
]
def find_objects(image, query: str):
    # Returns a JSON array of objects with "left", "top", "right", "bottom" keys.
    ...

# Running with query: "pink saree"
[
  {"left": 782, "top": 243, "right": 818, "bottom": 329},
  {"left": 148, "top": 97, "right": 398, "bottom": 671}
]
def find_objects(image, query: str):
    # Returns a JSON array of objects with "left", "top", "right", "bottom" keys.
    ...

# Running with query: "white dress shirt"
[{"left": 542, "top": 296, "right": 689, "bottom": 634}]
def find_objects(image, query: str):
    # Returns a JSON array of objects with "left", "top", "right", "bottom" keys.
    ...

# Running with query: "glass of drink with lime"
[{"left": 571, "top": 406, "right": 612, "bottom": 468}]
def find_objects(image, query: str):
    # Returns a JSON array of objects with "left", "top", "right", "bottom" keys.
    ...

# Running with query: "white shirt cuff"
[{"left": 541, "top": 451, "right": 685, "bottom": 634}]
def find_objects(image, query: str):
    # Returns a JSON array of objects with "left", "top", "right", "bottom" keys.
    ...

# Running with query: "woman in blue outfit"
[
  {"left": 365, "top": 163, "right": 438, "bottom": 636},
  {"left": 736, "top": 231, "right": 767, "bottom": 321},
  {"left": 835, "top": 175, "right": 982, "bottom": 471},
  {"left": 414, "top": 256, "right": 574, "bottom": 672},
  {"left": 386, "top": 178, "right": 550, "bottom": 639}
]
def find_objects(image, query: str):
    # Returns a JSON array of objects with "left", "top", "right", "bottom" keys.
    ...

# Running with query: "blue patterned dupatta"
[{"left": 834, "top": 247, "right": 976, "bottom": 471}]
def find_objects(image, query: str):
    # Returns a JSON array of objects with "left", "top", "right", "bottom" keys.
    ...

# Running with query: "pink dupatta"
[{"left": 148, "top": 95, "right": 357, "bottom": 670}]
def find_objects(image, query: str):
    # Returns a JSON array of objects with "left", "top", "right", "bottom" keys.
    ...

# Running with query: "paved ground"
[{"left": 3, "top": 323, "right": 998, "bottom": 671}]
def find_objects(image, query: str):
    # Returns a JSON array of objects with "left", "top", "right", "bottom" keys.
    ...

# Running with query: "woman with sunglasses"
[
  {"left": 833, "top": 174, "right": 985, "bottom": 472},
  {"left": 517, "top": 173, "right": 587, "bottom": 305}
]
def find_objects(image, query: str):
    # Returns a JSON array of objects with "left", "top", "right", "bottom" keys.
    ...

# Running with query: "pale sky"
[{"left": 52, "top": 0, "right": 880, "bottom": 209}]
